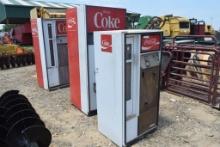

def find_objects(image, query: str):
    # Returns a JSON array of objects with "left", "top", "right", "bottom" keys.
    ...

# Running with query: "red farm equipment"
[{"left": 11, "top": 22, "right": 33, "bottom": 45}]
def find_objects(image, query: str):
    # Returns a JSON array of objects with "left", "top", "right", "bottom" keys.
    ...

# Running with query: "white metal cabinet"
[{"left": 94, "top": 30, "right": 162, "bottom": 146}]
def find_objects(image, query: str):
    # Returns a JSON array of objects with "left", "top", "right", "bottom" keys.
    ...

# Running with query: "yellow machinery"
[
  {"left": 146, "top": 15, "right": 215, "bottom": 37},
  {"left": 30, "top": 7, "right": 66, "bottom": 19},
  {"left": 205, "top": 24, "right": 215, "bottom": 35},
  {"left": 147, "top": 15, "right": 190, "bottom": 37}
]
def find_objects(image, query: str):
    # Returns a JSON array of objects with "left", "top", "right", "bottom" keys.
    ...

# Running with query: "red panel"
[
  {"left": 13, "top": 22, "right": 32, "bottom": 44},
  {"left": 101, "top": 34, "right": 112, "bottom": 53},
  {"left": 141, "top": 34, "right": 161, "bottom": 52},
  {"left": 66, "top": 8, "right": 81, "bottom": 109},
  {"left": 31, "top": 19, "right": 44, "bottom": 88},
  {"left": 56, "top": 20, "right": 67, "bottom": 35},
  {"left": 86, "top": 6, "right": 126, "bottom": 32}
]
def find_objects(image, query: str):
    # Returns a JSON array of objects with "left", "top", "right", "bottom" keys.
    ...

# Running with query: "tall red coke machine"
[{"left": 66, "top": 5, "right": 126, "bottom": 115}]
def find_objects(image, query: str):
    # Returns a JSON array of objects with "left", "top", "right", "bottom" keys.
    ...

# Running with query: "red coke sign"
[
  {"left": 56, "top": 20, "right": 67, "bottom": 35},
  {"left": 86, "top": 6, "right": 126, "bottom": 32},
  {"left": 31, "top": 19, "right": 38, "bottom": 37},
  {"left": 141, "top": 35, "right": 161, "bottom": 52},
  {"left": 101, "top": 34, "right": 112, "bottom": 53}
]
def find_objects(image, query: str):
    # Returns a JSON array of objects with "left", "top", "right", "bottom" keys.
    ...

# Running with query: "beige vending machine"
[{"left": 94, "top": 30, "right": 162, "bottom": 146}]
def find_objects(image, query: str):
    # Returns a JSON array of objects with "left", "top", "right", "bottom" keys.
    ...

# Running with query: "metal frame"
[{"left": 164, "top": 35, "right": 220, "bottom": 109}]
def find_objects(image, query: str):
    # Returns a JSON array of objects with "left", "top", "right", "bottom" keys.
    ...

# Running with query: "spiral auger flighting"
[
  {"left": 0, "top": 45, "right": 35, "bottom": 70},
  {"left": 0, "top": 53, "right": 35, "bottom": 70},
  {"left": 0, "top": 90, "right": 51, "bottom": 147}
]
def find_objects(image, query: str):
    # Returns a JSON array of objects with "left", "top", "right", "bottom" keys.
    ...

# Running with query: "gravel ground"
[{"left": 0, "top": 66, "right": 220, "bottom": 147}]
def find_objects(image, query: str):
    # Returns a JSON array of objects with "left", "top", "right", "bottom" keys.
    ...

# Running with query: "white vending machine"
[
  {"left": 31, "top": 18, "right": 69, "bottom": 90},
  {"left": 94, "top": 30, "right": 162, "bottom": 146}
]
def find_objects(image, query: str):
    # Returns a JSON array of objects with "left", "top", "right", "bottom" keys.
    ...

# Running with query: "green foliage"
[
  {"left": 126, "top": 12, "right": 141, "bottom": 29},
  {"left": 2, "top": 24, "right": 17, "bottom": 32},
  {"left": 136, "top": 16, "right": 153, "bottom": 29}
]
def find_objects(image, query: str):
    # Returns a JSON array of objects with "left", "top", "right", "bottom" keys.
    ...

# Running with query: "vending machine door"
[
  {"left": 43, "top": 21, "right": 60, "bottom": 88},
  {"left": 139, "top": 52, "right": 160, "bottom": 134},
  {"left": 124, "top": 35, "right": 140, "bottom": 143},
  {"left": 57, "top": 39, "right": 69, "bottom": 86}
]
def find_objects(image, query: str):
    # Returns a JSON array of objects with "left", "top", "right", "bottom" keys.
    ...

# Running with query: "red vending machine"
[
  {"left": 31, "top": 18, "right": 69, "bottom": 90},
  {"left": 66, "top": 5, "right": 126, "bottom": 115}
]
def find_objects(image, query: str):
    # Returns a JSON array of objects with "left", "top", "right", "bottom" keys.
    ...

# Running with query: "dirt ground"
[{"left": 0, "top": 65, "right": 220, "bottom": 147}]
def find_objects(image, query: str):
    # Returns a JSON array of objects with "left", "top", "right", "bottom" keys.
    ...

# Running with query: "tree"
[{"left": 126, "top": 12, "right": 141, "bottom": 29}]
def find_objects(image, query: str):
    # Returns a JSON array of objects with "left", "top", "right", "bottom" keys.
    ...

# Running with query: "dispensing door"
[
  {"left": 139, "top": 52, "right": 160, "bottom": 134},
  {"left": 43, "top": 21, "right": 59, "bottom": 88},
  {"left": 56, "top": 20, "right": 69, "bottom": 86},
  {"left": 124, "top": 35, "right": 140, "bottom": 143}
]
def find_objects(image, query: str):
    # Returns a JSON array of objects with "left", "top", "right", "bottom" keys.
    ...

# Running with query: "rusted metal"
[
  {"left": 164, "top": 35, "right": 220, "bottom": 109},
  {"left": 0, "top": 53, "right": 34, "bottom": 70}
]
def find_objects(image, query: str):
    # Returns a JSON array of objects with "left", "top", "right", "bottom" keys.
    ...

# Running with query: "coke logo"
[
  {"left": 31, "top": 20, "right": 38, "bottom": 37},
  {"left": 94, "top": 12, "right": 120, "bottom": 29},
  {"left": 32, "top": 27, "right": 38, "bottom": 36},
  {"left": 142, "top": 38, "right": 159, "bottom": 46},
  {"left": 102, "top": 40, "right": 111, "bottom": 47},
  {"left": 57, "top": 22, "right": 66, "bottom": 34},
  {"left": 87, "top": 7, "right": 126, "bottom": 32},
  {"left": 141, "top": 35, "right": 160, "bottom": 51},
  {"left": 67, "top": 18, "right": 76, "bottom": 29},
  {"left": 101, "top": 34, "right": 112, "bottom": 53}
]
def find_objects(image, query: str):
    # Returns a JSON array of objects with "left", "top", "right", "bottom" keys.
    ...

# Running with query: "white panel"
[
  {"left": 37, "top": 18, "right": 48, "bottom": 90},
  {"left": 77, "top": 5, "right": 90, "bottom": 114},
  {"left": 42, "top": 20, "right": 60, "bottom": 88},
  {"left": 125, "top": 35, "right": 140, "bottom": 143},
  {"left": 132, "top": 35, "right": 141, "bottom": 116},
  {"left": 95, "top": 32, "right": 124, "bottom": 146},
  {"left": 126, "top": 100, "right": 133, "bottom": 117},
  {"left": 126, "top": 35, "right": 141, "bottom": 142},
  {"left": 126, "top": 118, "right": 138, "bottom": 142},
  {"left": 125, "top": 35, "right": 140, "bottom": 117},
  {"left": 125, "top": 36, "right": 134, "bottom": 117}
]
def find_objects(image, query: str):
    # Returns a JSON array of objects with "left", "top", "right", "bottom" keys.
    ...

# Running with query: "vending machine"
[
  {"left": 66, "top": 5, "right": 126, "bottom": 115},
  {"left": 94, "top": 30, "right": 162, "bottom": 146},
  {"left": 31, "top": 18, "right": 69, "bottom": 90}
]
